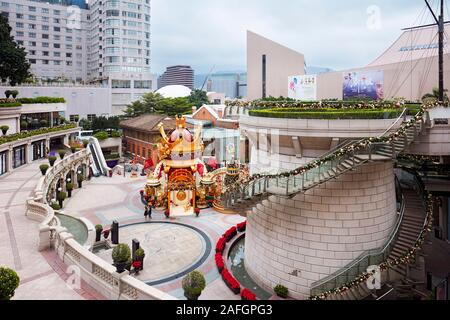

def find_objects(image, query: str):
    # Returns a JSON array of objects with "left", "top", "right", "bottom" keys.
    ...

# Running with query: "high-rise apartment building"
[
  {"left": 158, "top": 65, "right": 194, "bottom": 89},
  {"left": 1, "top": 0, "right": 155, "bottom": 115},
  {"left": 1, "top": 0, "right": 90, "bottom": 82},
  {"left": 206, "top": 72, "right": 247, "bottom": 99}
]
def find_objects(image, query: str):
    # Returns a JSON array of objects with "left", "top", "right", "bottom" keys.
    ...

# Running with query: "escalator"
[{"left": 88, "top": 137, "right": 109, "bottom": 176}]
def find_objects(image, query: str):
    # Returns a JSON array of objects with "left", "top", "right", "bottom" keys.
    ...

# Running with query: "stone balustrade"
[{"left": 25, "top": 148, "right": 177, "bottom": 300}]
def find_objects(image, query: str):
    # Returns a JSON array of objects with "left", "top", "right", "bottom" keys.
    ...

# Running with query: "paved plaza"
[
  {"left": 1, "top": 162, "right": 245, "bottom": 300},
  {"left": 0, "top": 161, "right": 104, "bottom": 300}
]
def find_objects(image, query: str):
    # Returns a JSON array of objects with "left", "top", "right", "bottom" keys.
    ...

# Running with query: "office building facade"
[
  {"left": 158, "top": 65, "right": 194, "bottom": 89},
  {"left": 206, "top": 72, "right": 247, "bottom": 99}
]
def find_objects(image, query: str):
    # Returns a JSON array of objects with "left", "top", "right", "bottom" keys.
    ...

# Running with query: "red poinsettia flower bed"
[
  {"left": 215, "top": 253, "right": 225, "bottom": 272},
  {"left": 240, "top": 288, "right": 257, "bottom": 300},
  {"left": 223, "top": 226, "right": 237, "bottom": 242},
  {"left": 221, "top": 268, "right": 241, "bottom": 294},
  {"left": 216, "top": 237, "right": 226, "bottom": 253},
  {"left": 237, "top": 221, "right": 246, "bottom": 232}
]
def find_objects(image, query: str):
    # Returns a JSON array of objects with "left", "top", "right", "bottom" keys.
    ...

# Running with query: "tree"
[
  {"left": 124, "top": 92, "right": 193, "bottom": 117},
  {"left": 188, "top": 89, "right": 209, "bottom": 107},
  {"left": 0, "top": 15, "right": 31, "bottom": 86},
  {"left": 422, "top": 87, "right": 449, "bottom": 102}
]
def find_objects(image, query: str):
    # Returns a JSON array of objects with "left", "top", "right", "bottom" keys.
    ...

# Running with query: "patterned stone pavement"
[
  {"left": 62, "top": 172, "right": 246, "bottom": 300},
  {"left": 0, "top": 161, "right": 105, "bottom": 300}
]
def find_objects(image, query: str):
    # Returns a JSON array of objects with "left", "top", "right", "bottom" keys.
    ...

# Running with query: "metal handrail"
[{"left": 379, "top": 108, "right": 408, "bottom": 137}]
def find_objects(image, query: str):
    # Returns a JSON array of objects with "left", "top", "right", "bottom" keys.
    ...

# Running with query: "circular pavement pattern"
[{"left": 119, "top": 222, "right": 211, "bottom": 285}]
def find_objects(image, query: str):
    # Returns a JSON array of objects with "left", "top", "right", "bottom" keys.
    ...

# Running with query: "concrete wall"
[
  {"left": 316, "top": 54, "right": 450, "bottom": 101},
  {"left": 247, "top": 31, "right": 305, "bottom": 100},
  {"left": 1, "top": 85, "right": 111, "bottom": 119},
  {"left": 0, "top": 106, "right": 21, "bottom": 134},
  {"left": 245, "top": 161, "right": 397, "bottom": 299}
]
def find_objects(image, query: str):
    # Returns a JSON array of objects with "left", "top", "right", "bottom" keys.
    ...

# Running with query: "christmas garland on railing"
[
  {"left": 223, "top": 102, "right": 438, "bottom": 195},
  {"left": 397, "top": 154, "right": 441, "bottom": 165},
  {"left": 225, "top": 99, "right": 420, "bottom": 110},
  {"left": 308, "top": 191, "right": 434, "bottom": 300}
]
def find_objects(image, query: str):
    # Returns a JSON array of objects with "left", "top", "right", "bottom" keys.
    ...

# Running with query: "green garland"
[{"left": 309, "top": 192, "right": 434, "bottom": 300}]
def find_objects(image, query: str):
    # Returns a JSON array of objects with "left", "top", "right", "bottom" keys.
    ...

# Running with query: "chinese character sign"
[
  {"left": 288, "top": 75, "right": 317, "bottom": 101},
  {"left": 343, "top": 70, "right": 384, "bottom": 100}
]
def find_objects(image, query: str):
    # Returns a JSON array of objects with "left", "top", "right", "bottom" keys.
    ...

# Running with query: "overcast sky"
[{"left": 151, "top": 0, "right": 442, "bottom": 75}]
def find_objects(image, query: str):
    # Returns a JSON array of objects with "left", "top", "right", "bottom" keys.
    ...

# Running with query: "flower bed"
[
  {"left": 249, "top": 108, "right": 404, "bottom": 119},
  {"left": 237, "top": 221, "right": 246, "bottom": 232},
  {"left": 215, "top": 253, "right": 224, "bottom": 272},
  {"left": 241, "top": 288, "right": 257, "bottom": 301},
  {"left": 215, "top": 237, "right": 226, "bottom": 254},
  {"left": 221, "top": 268, "right": 240, "bottom": 294},
  {"left": 223, "top": 226, "right": 237, "bottom": 242}
]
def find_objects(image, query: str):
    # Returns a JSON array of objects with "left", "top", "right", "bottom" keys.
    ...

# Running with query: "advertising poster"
[
  {"left": 343, "top": 70, "right": 384, "bottom": 100},
  {"left": 288, "top": 75, "right": 317, "bottom": 101}
]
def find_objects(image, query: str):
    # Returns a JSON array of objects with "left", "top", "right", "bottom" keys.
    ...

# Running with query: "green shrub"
[
  {"left": 0, "top": 102, "right": 22, "bottom": 108},
  {"left": 39, "top": 119, "right": 48, "bottom": 127},
  {"left": 48, "top": 156, "right": 57, "bottom": 166},
  {"left": 249, "top": 108, "right": 403, "bottom": 119},
  {"left": 95, "top": 224, "right": 103, "bottom": 232},
  {"left": 66, "top": 182, "right": 73, "bottom": 191},
  {"left": 112, "top": 244, "right": 131, "bottom": 263},
  {"left": 57, "top": 191, "right": 67, "bottom": 201},
  {"left": 77, "top": 173, "right": 84, "bottom": 183},
  {"left": 50, "top": 203, "right": 61, "bottom": 210},
  {"left": 135, "top": 248, "right": 145, "bottom": 258},
  {"left": 274, "top": 284, "right": 289, "bottom": 298},
  {"left": 58, "top": 149, "right": 66, "bottom": 159},
  {"left": 0, "top": 267, "right": 20, "bottom": 300},
  {"left": 39, "top": 164, "right": 49, "bottom": 175},
  {"left": 111, "top": 130, "right": 121, "bottom": 138},
  {"left": 104, "top": 153, "right": 120, "bottom": 160},
  {"left": 182, "top": 271, "right": 206, "bottom": 298},
  {"left": 18, "top": 97, "right": 65, "bottom": 104},
  {"left": 0, "top": 124, "right": 76, "bottom": 146},
  {"left": 94, "top": 131, "right": 109, "bottom": 141},
  {"left": 82, "top": 139, "right": 89, "bottom": 148},
  {"left": 10, "top": 90, "right": 18, "bottom": 99},
  {"left": 20, "top": 121, "right": 28, "bottom": 130},
  {"left": 1, "top": 125, "right": 9, "bottom": 135}
]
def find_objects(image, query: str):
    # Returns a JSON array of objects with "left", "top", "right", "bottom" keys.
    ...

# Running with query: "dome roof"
[{"left": 156, "top": 85, "right": 192, "bottom": 98}]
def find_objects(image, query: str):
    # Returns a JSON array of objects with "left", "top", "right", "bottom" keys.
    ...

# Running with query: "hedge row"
[
  {"left": 249, "top": 108, "right": 404, "bottom": 119},
  {"left": 0, "top": 102, "right": 22, "bottom": 108},
  {"left": 0, "top": 124, "right": 76, "bottom": 146},
  {"left": 18, "top": 97, "right": 66, "bottom": 104}
]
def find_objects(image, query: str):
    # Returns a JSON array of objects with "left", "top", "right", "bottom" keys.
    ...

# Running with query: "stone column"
[
  {"left": 27, "top": 142, "right": 33, "bottom": 164},
  {"left": 7, "top": 146, "right": 13, "bottom": 173}
]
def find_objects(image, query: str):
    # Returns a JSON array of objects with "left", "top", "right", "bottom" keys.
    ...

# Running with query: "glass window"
[
  {"left": 28, "top": 15, "right": 36, "bottom": 20},
  {"left": 53, "top": 10, "right": 60, "bottom": 15},
  {"left": 54, "top": 61, "right": 61, "bottom": 65},
  {"left": 54, "top": 26, "right": 60, "bottom": 32},
  {"left": 134, "top": 80, "right": 151, "bottom": 89},
  {"left": 54, "top": 52, "right": 60, "bottom": 57},
  {"left": 42, "top": 25, "right": 49, "bottom": 31},
  {"left": 16, "top": 31, "right": 24, "bottom": 37},
  {"left": 53, "top": 43, "right": 60, "bottom": 48},
  {"left": 16, "top": 13, "right": 24, "bottom": 19},
  {"left": 28, "top": 6, "right": 36, "bottom": 12},
  {"left": 42, "top": 42, "right": 49, "bottom": 47},
  {"left": 112, "top": 80, "right": 131, "bottom": 88},
  {"left": 16, "top": 22, "right": 24, "bottom": 28},
  {"left": 42, "top": 8, "right": 49, "bottom": 14},
  {"left": 42, "top": 16, "right": 49, "bottom": 22},
  {"left": 42, "top": 34, "right": 49, "bottom": 39},
  {"left": 29, "top": 24, "right": 36, "bottom": 29},
  {"left": 28, "top": 32, "right": 36, "bottom": 38}
]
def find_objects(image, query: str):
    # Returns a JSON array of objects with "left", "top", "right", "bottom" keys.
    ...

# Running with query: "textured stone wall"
[{"left": 244, "top": 161, "right": 397, "bottom": 299}]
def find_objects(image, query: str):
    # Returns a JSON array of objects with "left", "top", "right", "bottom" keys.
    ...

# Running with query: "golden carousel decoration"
[{"left": 143, "top": 115, "right": 217, "bottom": 217}]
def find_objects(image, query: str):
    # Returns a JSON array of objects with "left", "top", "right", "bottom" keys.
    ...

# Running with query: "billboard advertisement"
[
  {"left": 288, "top": 75, "right": 317, "bottom": 101},
  {"left": 343, "top": 71, "right": 384, "bottom": 100}
]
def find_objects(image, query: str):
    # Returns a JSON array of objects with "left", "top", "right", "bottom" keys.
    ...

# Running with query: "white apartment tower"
[
  {"left": 0, "top": 0, "right": 90, "bottom": 82},
  {"left": 1, "top": 0, "right": 154, "bottom": 114}
]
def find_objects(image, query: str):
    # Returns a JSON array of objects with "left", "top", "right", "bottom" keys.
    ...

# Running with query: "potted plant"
[
  {"left": 132, "top": 260, "right": 142, "bottom": 275},
  {"left": 82, "top": 139, "right": 89, "bottom": 148},
  {"left": 4, "top": 90, "right": 11, "bottom": 98},
  {"left": 111, "top": 243, "right": 131, "bottom": 273},
  {"left": 48, "top": 156, "right": 57, "bottom": 166},
  {"left": 0, "top": 125, "right": 9, "bottom": 135},
  {"left": 95, "top": 224, "right": 103, "bottom": 242},
  {"left": 50, "top": 202, "right": 61, "bottom": 210},
  {"left": 195, "top": 208, "right": 200, "bottom": 217},
  {"left": 39, "top": 164, "right": 49, "bottom": 176},
  {"left": 57, "top": 191, "right": 67, "bottom": 208},
  {"left": 39, "top": 119, "right": 48, "bottom": 127},
  {"left": 66, "top": 182, "right": 73, "bottom": 198},
  {"left": 182, "top": 271, "right": 206, "bottom": 300},
  {"left": 10, "top": 90, "right": 18, "bottom": 99},
  {"left": 135, "top": 248, "right": 145, "bottom": 270},
  {"left": 274, "top": 284, "right": 289, "bottom": 298},
  {"left": 77, "top": 173, "right": 84, "bottom": 188},
  {"left": 58, "top": 149, "right": 66, "bottom": 159},
  {"left": 0, "top": 267, "right": 20, "bottom": 300},
  {"left": 20, "top": 121, "right": 28, "bottom": 130},
  {"left": 103, "top": 229, "right": 110, "bottom": 239}
]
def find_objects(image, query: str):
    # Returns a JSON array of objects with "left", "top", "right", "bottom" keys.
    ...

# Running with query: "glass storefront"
[
  {"left": 0, "top": 151, "right": 7, "bottom": 176},
  {"left": 13, "top": 145, "right": 26, "bottom": 169},
  {"left": 32, "top": 140, "right": 46, "bottom": 160}
]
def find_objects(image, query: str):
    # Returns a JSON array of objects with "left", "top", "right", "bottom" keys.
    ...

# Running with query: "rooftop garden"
[
  {"left": 226, "top": 98, "right": 422, "bottom": 119},
  {"left": 1, "top": 91, "right": 66, "bottom": 108},
  {"left": 0, "top": 123, "right": 77, "bottom": 146}
]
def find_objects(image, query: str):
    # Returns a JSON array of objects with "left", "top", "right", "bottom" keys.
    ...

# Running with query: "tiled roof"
[{"left": 120, "top": 114, "right": 193, "bottom": 133}]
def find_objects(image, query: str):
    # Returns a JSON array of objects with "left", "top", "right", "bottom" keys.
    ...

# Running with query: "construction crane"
[{"left": 200, "top": 65, "right": 216, "bottom": 91}]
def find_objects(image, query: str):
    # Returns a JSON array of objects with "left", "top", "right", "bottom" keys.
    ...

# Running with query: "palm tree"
[{"left": 422, "top": 87, "right": 449, "bottom": 102}]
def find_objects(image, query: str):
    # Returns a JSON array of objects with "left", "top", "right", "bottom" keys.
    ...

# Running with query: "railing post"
[
  {"left": 301, "top": 172, "right": 305, "bottom": 190},
  {"left": 285, "top": 176, "right": 290, "bottom": 195}
]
